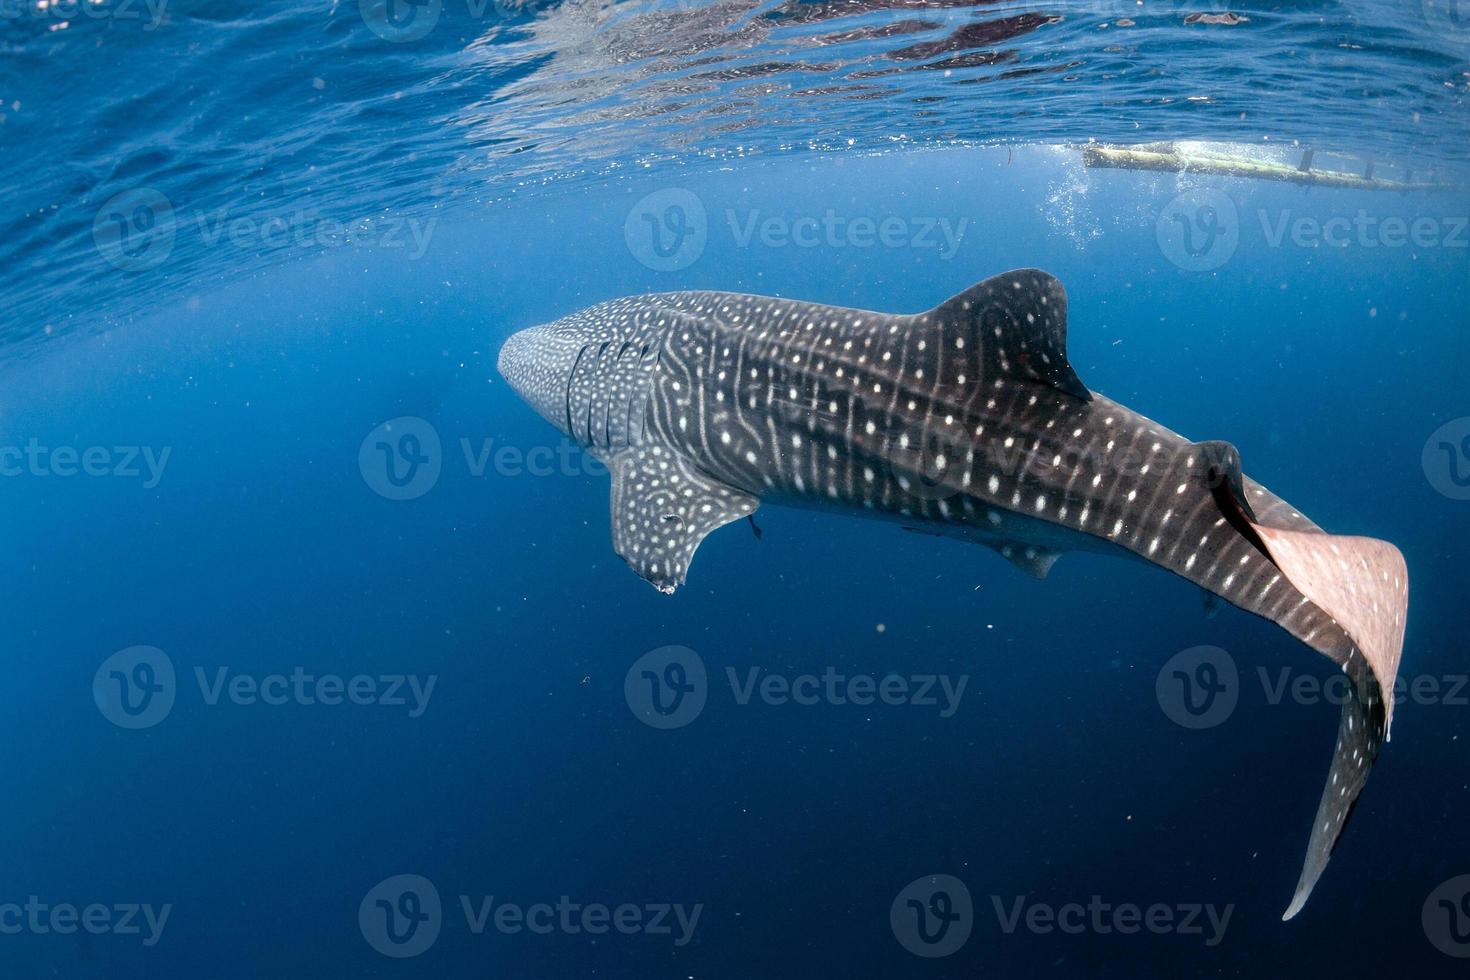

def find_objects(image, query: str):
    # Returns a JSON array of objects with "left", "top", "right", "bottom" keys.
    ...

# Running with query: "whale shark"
[{"left": 498, "top": 269, "right": 1408, "bottom": 919}]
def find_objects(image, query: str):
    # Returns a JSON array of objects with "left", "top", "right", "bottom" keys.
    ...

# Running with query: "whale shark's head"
[
  {"left": 498, "top": 322, "right": 582, "bottom": 437},
  {"left": 500, "top": 300, "right": 669, "bottom": 450}
]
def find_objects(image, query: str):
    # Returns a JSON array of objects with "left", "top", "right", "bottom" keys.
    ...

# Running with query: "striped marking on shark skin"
[{"left": 498, "top": 269, "right": 1410, "bottom": 920}]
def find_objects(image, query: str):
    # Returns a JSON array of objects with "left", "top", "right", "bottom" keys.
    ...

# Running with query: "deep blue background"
[{"left": 1, "top": 150, "right": 1467, "bottom": 977}]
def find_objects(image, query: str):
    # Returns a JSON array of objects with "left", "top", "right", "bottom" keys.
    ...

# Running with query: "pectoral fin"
[
  {"left": 992, "top": 542, "right": 1062, "bottom": 580},
  {"left": 609, "top": 444, "right": 759, "bottom": 594}
]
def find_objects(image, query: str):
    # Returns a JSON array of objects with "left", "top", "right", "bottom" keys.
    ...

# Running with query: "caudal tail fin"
[{"left": 1248, "top": 524, "right": 1408, "bottom": 920}]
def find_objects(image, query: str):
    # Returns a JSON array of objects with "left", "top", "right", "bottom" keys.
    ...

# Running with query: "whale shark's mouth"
[{"left": 498, "top": 323, "right": 586, "bottom": 439}]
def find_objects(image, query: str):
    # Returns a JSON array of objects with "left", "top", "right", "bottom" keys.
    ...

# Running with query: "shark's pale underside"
[{"left": 498, "top": 270, "right": 1408, "bottom": 919}]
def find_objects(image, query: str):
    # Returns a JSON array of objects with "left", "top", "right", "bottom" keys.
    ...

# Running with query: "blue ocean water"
[{"left": 2, "top": 2, "right": 1469, "bottom": 978}]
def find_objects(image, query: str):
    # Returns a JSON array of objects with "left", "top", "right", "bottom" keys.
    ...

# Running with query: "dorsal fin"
[
  {"left": 1192, "top": 439, "right": 1263, "bottom": 540},
  {"left": 1194, "top": 440, "right": 1254, "bottom": 517},
  {"left": 927, "top": 268, "right": 1091, "bottom": 401}
]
